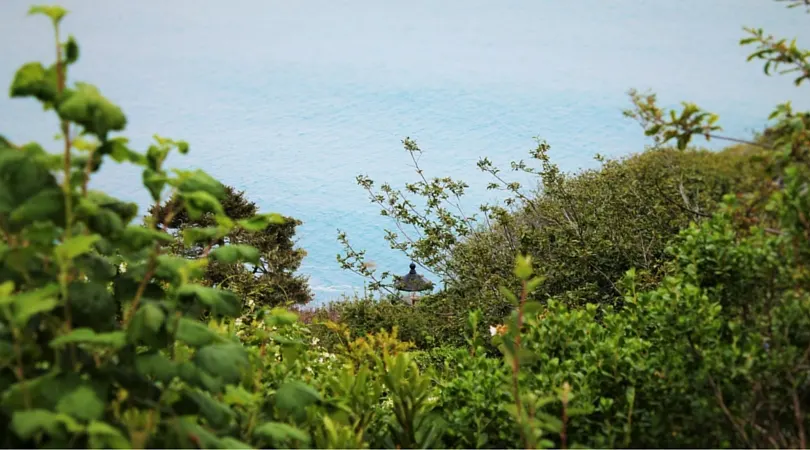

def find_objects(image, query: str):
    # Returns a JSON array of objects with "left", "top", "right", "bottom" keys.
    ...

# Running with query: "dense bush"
[
  {"left": 337, "top": 143, "right": 765, "bottom": 347},
  {"left": 461, "top": 143, "right": 764, "bottom": 303},
  {"left": 0, "top": 9, "right": 448, "bottom": 448},
  {"left": 308, "top": 295, "right": 458, "bottom": 349},
  {"left": 150, "top": 185, "right": 311, "bottom": 308},
  {"left": 0, "top": 7, "right": 328, "bottom": 447}
]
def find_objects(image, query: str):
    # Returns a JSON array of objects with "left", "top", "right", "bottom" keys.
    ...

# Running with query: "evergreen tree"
[{"left": 150, "top": 185, "right": 311, "bottom": 307}]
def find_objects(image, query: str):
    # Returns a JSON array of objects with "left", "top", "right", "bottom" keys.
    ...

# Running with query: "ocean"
[{"left": 2, "top": 0, "right": 809, "bottom": 303}]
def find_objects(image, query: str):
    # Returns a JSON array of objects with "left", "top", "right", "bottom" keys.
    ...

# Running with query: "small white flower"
[
  {"left": 489, "top": 326, "right": 497, "bottom": 336},
  {"left": 235, "top": 318, "right": 243, "bottom": 327}
]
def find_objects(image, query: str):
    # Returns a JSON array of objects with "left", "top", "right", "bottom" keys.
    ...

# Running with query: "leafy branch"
[{"left": 339, "top": 138, "right": 479, "bottom": 291}]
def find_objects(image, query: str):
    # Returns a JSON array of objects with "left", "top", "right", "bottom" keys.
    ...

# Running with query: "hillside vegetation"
[{"left": 1, "top": 2, "right": 809, "bottom": 448}]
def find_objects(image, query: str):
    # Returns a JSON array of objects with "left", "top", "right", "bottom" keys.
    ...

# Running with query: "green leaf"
[
  {"left": 86, "top": 209, "right": 125, "bottom": 239},
  {"left": 498, "top": 286, "right": 518, "bottom": 305},
  {"left": 183, "top": 389, "right": 235, "bottom": 429},
  {"left": 56, "top": 385, "right": 105, "bottom": 421},
  {"left": 274, "top": 381, "right": 322, "bottom": 419},
  {"left": 254, "top": 422, "right": 310, "bottom": 445},
  {"left": 12, "top": 283, "right": 60, "bottom": 326},
  {"left": 0, "top": 280, "right": 15, "bottom": 305},
  {"left": 182, "top": 226, "right": 221, "bottom": 245},
  {"left": 238, "top": 213, "right": 286, "bottom": 231},
  {"left": 209, "top": 244, "right": 260, "bottom": 264},
  {"left": 676, "top": 135, "right": 689, "bottom": 150},
  {"left": 55, "top": 234, "right": 100, "bottom": 262},
  {"left": 50, "top": 328, "right": 126, "bottom": 349},
  {"left": 176, "top": 284, "right": 240, "bottom": 317},
  {"left": 1, "top": 372, "right": 81, "bottom": 411},
  {"left": 57, "top": 82, "right": 126, "bottom": 138},
  {"left": 143, "top": 168, "right": 167, "bottom": 202},
  {"left": 146, "top": 144, "right": 169, "bottom": 171},
  {"left": 156, "top": 254, "right": 207, "bottom": 283},
  {"left": 174, "top": 317, "right": 225, "bottom": 347},
  {"left": 9, "top": 62, "right": 59, "bottom": 104},
  {"left": 177, "top": 361, "right": 222, "bottom": 393},
  {"left": 87, "top": 421, "right": 132, "bottom": 449},
  {"left": 180, "top": 191, "right": 224, "bottom": 220},
  {"left": 98, "top": 138, "right": 145, "bottom": 165},
  {"left": 74, "top": 253, "right": 117, "bottom": 282},
  {"left": 514, "top": 254, "right": 533, "bottom": 280},
  {"left": 223, "top": 385, "right": 257, "bottom": 407},
  {"left": 265, "top": 307, "right": 299, "bottom": 327},
  {"left": 126, "top": 303, "right": 166, "bottom": 344},
  {"left": 86, "top": 190, "right": 138, "bottom": 223},
  {"left": 174, "top": 169, "right": 226, "bottom": 200},
  {"left": 28, "top": 5, "right": 68, "bottom": 25},
  {"left": 64, "top": 35, "right": 79, "bottom": 65},
  {"left": 0, "top": 145, "right": 59, "bottom": 214},
  {"left": 193, "top": 343, "right": 249, "bottom": 383},
  {"left": 523, "top": 301, "right": 544, "bottom": 317},
  {"left": 140, "top": 303, "right": 166, "bottom": 332},
  {"left": 135, "top": 352, "right": 177, "bottom": 383},
  {"left": 526, "top": 276, "right": 545, "bottom": 293},
  {"left": 9, "top": 188, "right": 64, "bottom": 225},
  {"left": 120, "top": 225, "right": 173, "bottom": 251},
  {"left": 172, "top": 417, "right": 223, "bottom": 448},
  {"left": 11, "top": 409, "right": 82, "bottom": 440}
]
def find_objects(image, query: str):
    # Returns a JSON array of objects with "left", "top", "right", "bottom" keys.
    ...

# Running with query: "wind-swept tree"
[{"left": 150, "top": 185, "right": 311, "bottom": 307}]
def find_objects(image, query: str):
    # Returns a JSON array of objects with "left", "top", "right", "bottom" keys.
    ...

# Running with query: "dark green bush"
[
  {"left": 341, "top": 144, "right": 766, "bottom": 349},
  {"left": 453, "top": 143, "right": 765, "bottom": 307},
  {"left": 315, "top": 296, "right": 442, "bottom": 349},
  {"left": 150, "top": 185, "right": 311, "bottom": 308}
]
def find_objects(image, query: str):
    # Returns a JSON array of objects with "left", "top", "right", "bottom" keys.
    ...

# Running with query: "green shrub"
[
  {"left": 430, "top": 347, "right": 518, "bottom": 448},
  {"left": 468, "top": 143, "right": 764, "bottom": 303},
  {"left": 498, "top": 199, "right": 810, "bottom": 448},
  {"left": 313, "top": 296, "right": 440, "bottom": 349},
  {"left": 3, "top": 2, "right": 809, "bottom": 449},
  {"left": 342, "top": 143, "right": 766, "bottom": 350},
  {"left": 150, "top": 185, "right": 311, "bottom": 308},
  {"left": 0, "top": 7, "right": 332, "bottom": 448}
]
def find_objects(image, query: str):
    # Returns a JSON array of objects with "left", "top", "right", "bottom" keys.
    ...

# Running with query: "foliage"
[
  {"left": 150, "top": 185, "right": 311, "bottom": 308},
  {"left": 0, "top": 9, "right": 311, "bottom": 449},
  {"left": 333, "top": 2, "right": 810, "bottom": 448},
  {"left": 339, "top": 97, "right": 764, "bottom": 350},
  {"left": 450, "top": 145, "right": 763, "bottom": 331},
  {"left": 3, "top": 1, "right": 810, "bottom": 449},
  {"left": 491, "top": 196, "right": 810, "bottom": 448},
  {"left": 0, "top": 9, "right": 455, "bottom": 449},
  {"left": 338, "top": 141, "right": 764, "bottom": 347},
  {"left": 313, "top": 295, "right": 446, "bottom": 350}
]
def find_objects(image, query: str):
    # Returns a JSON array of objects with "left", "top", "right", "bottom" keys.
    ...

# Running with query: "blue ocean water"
[{"left": 2, "top": 0, "right": 809, "bottom": 303}]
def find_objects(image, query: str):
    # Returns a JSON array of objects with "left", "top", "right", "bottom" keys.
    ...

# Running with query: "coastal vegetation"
[{"left": 1, "top": 1, "right": 809, "bottom": 448}]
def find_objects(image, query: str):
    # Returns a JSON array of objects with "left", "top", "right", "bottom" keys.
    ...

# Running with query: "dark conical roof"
[{"left": 394, "top": 262, "right": 434, "bottom": 292}]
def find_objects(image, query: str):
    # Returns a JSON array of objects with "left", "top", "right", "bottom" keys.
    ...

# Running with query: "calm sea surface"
[{"left": 2, "top": 0, "right": 809, "bottom": 303}]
